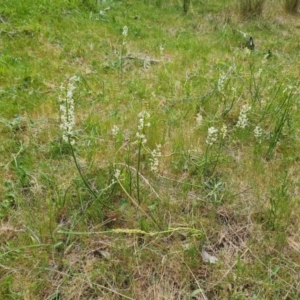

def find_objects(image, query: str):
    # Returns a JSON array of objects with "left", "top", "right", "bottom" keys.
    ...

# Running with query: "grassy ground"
[{"left": 1, "top": 0, "right": 300, "bottom": 299}]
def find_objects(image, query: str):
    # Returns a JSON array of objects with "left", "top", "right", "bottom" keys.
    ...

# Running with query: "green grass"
[{"left": 1, "top": 0, "right": 300, "bottom": 299}]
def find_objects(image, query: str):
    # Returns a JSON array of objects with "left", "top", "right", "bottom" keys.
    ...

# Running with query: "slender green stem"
[
  {"left": 120, "top": 43, "right": 125, "bottom": 84},
  {"left": 69, "top": 139, "right": 112, "bottom": 210},
  {"left": 266, "top": 96, "right": 291, "bottom": 159},
  {"left": 210, "top": 142, "right": 222, "bottom": 175},
  {"left": 136, "top": 139, "right": 142, "bottom": 204},
  {"left": 203, "top": 145, "right": 210, "bottom": 174},
  {"left": 70, "top": 141, "right": 96, "bottom": 198}
]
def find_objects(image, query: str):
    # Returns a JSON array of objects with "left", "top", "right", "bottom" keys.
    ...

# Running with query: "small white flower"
[
  {"left": 136, "top": 111, "right": 150, "bottom": 144},
  {"left": 217, "top": 72, "right": 225, "bottom": 93},
  {"left": 150, "top": 144, "right": 162, "bottom": 173},
  {"left": 196, "top": 112, "right": 203, "bottom": 127},
  {"left": 255, "top": 68, "right": 263, "bottom": 78},
  {"left": 221, "top": 124, "right": 228, "bottom": 139},
  {"left": 111, "top": 125, "right": 119, "bottom": 137},
  {"left": 138, "top": 111, "right": 148, "bottom": 118},
  {"left": 206, "top": 126, "right": 219, "bottom": 146},
  {"left": 136, "top": 132, "right": 147, "bottom": 144},
  {"left": 114, "top": 169, "right": 121, "bottom": 179},
  {"left": 122, "top": 26, "right": 128, "bottom": 45},
  {"left": 262, "top": 53, "right": 269, "bottom": 64},
  {"left": 236, "top": 104, "right": 251, "bottom": 129},
  {"left": 254, "top": 126, "right": 263, "bottom": 143},
  {"left": 137, "top": 111, "right": 150, "bottom": 130},
  {"left": 282, "top": 84, "right": 299, "bottom": 95},
  {"left": 122, "top": 26, "right": 128, "bottom": 37},
  {"left": 59, "top": 76, "right": 79, "bottom": 144},
  {"left": 159, "top": 44, "right": 165, "bottom": 56}
]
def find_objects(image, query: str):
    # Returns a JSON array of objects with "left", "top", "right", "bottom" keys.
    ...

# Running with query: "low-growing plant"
[
  {"left": 0, "top": 182, "right": 17, "bottom": 219},
  {"left": 266, "top": 88, "right": 294, "bottom": 160},
  {"left": 265, "top": 173, "right": 294, "bottom": 231}
]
